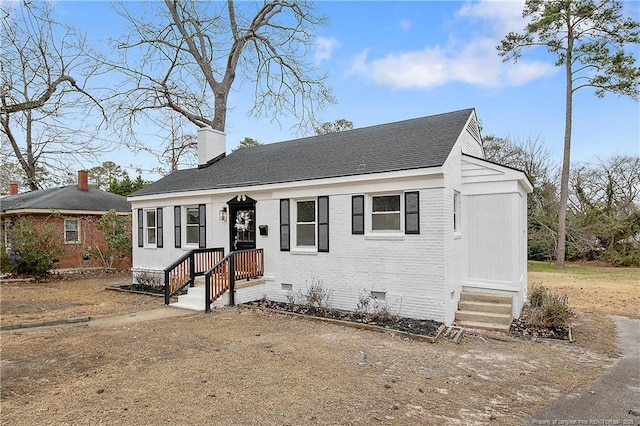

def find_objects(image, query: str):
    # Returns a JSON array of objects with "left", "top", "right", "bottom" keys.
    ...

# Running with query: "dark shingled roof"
[
  {"left": 1, "top": 186, "right": 131, "bottom": 213},
  {"left": 131, "top": 108, "right": 475, "bottom": 197}
]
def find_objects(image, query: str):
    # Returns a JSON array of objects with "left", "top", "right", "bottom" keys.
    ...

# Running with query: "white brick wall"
[
  {"left": 267, "top": 186, "right": 453, "bottom": 323},
  {"left": 130, "top": 133, "right": 529, "bottom": 324}
]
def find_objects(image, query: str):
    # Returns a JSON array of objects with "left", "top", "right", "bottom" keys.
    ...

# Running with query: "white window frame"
[
  {"left": 64, "top": 218, "right": 80, "bottom": 244},
  {"left": 293, "top": 199, "right": 317, "bottom": 251},
  {"left": 184, "top": 206, "right": 200, "bottom": 246},
  {"left": 144, "top": 209, "right": 157, "bottom": 247},
  {"left": 3, "top": 219, "right": 13, "bottom": 251},
  {"left": 367, "top": 193, "right": 403, "bottom": 235},
  {"left": 453, "top": 190, "right": 461, "bottom": 234}
]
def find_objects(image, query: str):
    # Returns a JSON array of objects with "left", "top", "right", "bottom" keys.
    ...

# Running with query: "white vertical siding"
[
  {"left": 460, "top": 155, "right": 532, "bottom": 318},
  {"left": 466, "top": 193, "right": 514, "bottom": 282}
]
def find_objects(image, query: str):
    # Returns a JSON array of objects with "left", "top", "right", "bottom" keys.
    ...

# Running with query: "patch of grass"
[
  {"left": 528, "top": 261, "right": 639, "bottom": 280},
  {"left": 528, "top": 261, "right": 639, "bottom": 319}
]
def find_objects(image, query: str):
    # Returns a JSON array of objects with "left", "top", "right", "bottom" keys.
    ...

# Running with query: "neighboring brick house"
[
  {"left": 1, "top": 171, "right": 131, "bottom": 269},
  {"left": 129, "top": 109, "right": 532, "bottom": 327}
]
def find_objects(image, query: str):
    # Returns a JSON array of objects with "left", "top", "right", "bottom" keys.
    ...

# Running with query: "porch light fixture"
[{"left": 219, "top": 207, "right": 228, "bottom": 221}]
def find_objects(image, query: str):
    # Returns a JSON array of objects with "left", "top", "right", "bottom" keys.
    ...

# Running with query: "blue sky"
[{"left": 53, "top": 1, "right": 639, "bottom": 179}]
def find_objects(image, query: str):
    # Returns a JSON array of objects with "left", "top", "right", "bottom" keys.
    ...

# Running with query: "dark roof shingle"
[
  {"left": 131, "top": 108, "right": 474, "bottom": 197},
  {"left": 1, "top": 186, "right": 131, "bottom": 213}
]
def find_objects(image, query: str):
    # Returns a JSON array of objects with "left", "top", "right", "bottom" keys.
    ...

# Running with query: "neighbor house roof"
[
  {"left": 0, "top": 186, "right": 131, "bottom": 214},
  {"left": 131, "top": 108, "right": 476, "bottom": 197}
]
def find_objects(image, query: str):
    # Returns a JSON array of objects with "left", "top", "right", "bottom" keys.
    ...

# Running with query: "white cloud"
[
  {"left": 456, "top": 0, "right": 527, "bottom": 34},
  {"left": 346, "top": 0, "right": 555, "bottom": 89},
  {"left": 347, "top": 39, "right": 554, "bottom": 89},
  {"left": 314, "top": 37, "right": 339, "bottom": 64}
]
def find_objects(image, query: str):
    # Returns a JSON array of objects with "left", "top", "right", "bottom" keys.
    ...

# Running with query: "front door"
[{"left": 228, "top": 196, "right": 256, "bottom": 251}]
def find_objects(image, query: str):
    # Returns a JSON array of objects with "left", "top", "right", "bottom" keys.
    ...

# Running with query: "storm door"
[{"left": 228, "top": 195, "right": 256, "bottom": 251}]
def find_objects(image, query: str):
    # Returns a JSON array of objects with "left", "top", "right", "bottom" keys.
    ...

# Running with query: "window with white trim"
[
  {"left": 371, "top": 195, "right": 401, "bottom": 231},
  {"left": 295, "top": 200, "right": 316, "bottom": 247},
  {"left": 145, "top": 209, "right": 157, "bottom": 246},
  {"left": 355, "top": 192, "right": 420, "bottom": 235},
  {"left": 453, "top": 191, "right": 461, "bottom": 233},
  {"left": 185, "top": 207, "right": 200, "bottom": 245},
  {"left": 281, "top": 197, "right": 329, "bottom": 252},
  {"left": 64, "top": 218, "right": 80, "bottom": 243}
]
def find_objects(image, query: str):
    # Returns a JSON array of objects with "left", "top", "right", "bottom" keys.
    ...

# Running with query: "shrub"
[
  {"left": 3, "top": 217, "right": 60, "bottom": 277},
  {"left": 299, "top": 279, "right": 332, "bottom": 309},
  {"left": 605, "top": 249, "right": 640, "bottom": 267},
  {"left": 96, "top": 210, "right": 132, "bottom": 268},
  {"left": 528, "top": 283, "right": 550, "bottom": 308},
  {"left": 134, "top": 270, "right": 163, "bottom": 289},
  {"left": 539, "top": 293, "right": 575, "bottom": 328},
  {"left": 0, "top": 249, "right": 12, "bottom": 273},
  {"left": 13, "top": 246, "right": 54, "bottom": 277},
  {"left": 527, "top": 284, "right": 575, "bottom": 329},
  {"left": 355, "top": 288, "right": 394, "bottom": 321}
]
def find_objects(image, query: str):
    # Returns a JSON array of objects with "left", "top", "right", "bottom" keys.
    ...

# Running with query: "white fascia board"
[
  {"left": 462, "top": 155, "right": 533, "bottom": 193},
  {"left": 128, "top": 167, "right": 445, "bottom": 204},
  {"left": 462, "top": 181, "right": 522, "bottom": 196}
]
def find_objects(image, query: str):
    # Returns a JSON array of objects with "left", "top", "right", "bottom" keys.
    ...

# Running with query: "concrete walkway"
[
  {"left": 88, "top": 306, "right": 198, "bottom": 327},
  {"left": 527, "top": 315, "right": 640, "bottom": 425},
  {"left": 1, "top": 307, "right": 197, "bottom": 335}
]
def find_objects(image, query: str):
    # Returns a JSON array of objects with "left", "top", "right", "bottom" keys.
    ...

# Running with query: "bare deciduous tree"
[
  {"left": 483, "top": 135, "right": 560, "bottom": 260},
  {"left": 0, "top": 1, "right": 109, "bottom": 190},
  {"left": 498, "top": 0, "right": 640, "bottom": 267},
  {"left": 129, "top": 111, "right": 198, "bottom": 176},
  {"left": 568, "top": 156, "right": 639, "bottom": 263},
  {"left": 112, "top": 0, "right": 334, "bottom": 149}
]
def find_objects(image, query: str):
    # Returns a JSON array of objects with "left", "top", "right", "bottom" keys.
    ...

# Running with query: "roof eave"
[
  {"left": 128, "top": 166, "right": 446, "bottom": 203},
  {"left": 0, "top": 209, "right": 131, "bottom": 217}
]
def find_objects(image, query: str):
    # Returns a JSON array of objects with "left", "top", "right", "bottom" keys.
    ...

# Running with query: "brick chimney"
[
  {"left": 78, "top": 170, "right": 89, "bottom": 191},
  {"left": 9, "top": 183, "right": 18, "bottom": 195},
  {"left": 197, "top": 128, "right": 226, "bottom": 167}
]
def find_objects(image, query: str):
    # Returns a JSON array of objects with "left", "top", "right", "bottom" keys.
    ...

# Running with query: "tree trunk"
[
  {"left": 212, "top": 88, "right": 229, "bottom": 132},
  {"left": 556, "top": 42, "right": 574, "bottom": 268},
  {"left": 25, "top": 112, "right": 38, "bottom": 190}
]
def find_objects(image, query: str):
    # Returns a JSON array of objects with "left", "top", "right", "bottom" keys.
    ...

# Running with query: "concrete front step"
[
  {"left": 181, "top": 285, "right": 205, "bottom": 297},
  {"left": 172, "top": 284, "right": 206, "bottom": 311},
  {"left": 456, "top": 320, "right": 511, "bottom": 333},
  {"left": 460, "top": 292, "right": 512, "bottom": 305},
  {"left": 459, "top": 300, "right": 511, "bottom": 315},
  {"left": 456, "top": 310, "right": 512, "bottom": 326},
  {"left": 456, "top": 291, "right": 514, "bottom": 332},
  {"left": 169, "top": 301, "right": 204, "bottom": 311}
]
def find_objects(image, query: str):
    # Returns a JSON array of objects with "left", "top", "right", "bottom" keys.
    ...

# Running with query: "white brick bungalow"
[{"left": 128, "top": 108, "right": 532, "bottom": 326}]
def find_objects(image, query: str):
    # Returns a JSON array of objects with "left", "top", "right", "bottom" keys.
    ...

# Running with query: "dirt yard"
[{"left": 1, "top": 265, "right": 637, "bottom": 425}]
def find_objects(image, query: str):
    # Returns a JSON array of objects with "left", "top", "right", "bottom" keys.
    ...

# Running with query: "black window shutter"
[
  {"left": 156, "top": 207, "right": 164, "bottom": 247},
  {"left": 174, "top": 206, "right": 181, "bottom": 248},
  {"left": 280, "top": 199, "right": 290, "bottom": 251},
  {"left": 137, "top": 209, "right": 143, "bottom": 247},
  {"left": 405, "top": 191, "right": 420, "bottom": 234},
  {"left": 318, "top": 196, "right": 329, "bottom": 252},
  {"left": 198, "top": 204, "right": 206, "bottom": 248},
  {"left": 352, "top": 195, "right": 364, "bottom": 235}
]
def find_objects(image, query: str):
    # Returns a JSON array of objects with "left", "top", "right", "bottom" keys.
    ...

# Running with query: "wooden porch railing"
[
  {"left": 163, "top": 248, "right": 225, "bottom": 304},
  {"left": 204, "top": 248, "right": 264, "bottom": 312}
]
